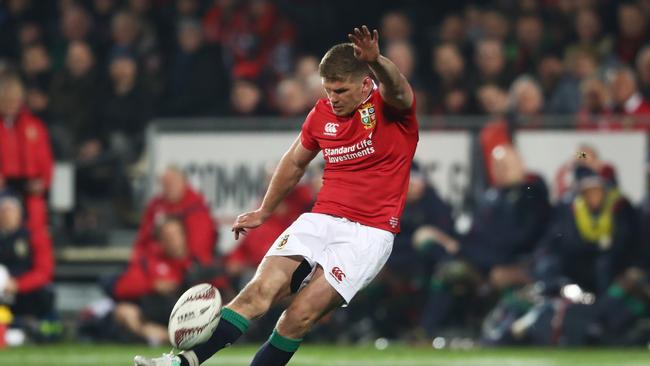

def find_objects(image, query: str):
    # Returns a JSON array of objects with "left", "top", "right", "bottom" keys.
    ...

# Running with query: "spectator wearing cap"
[
  {"left": 0, "top": 75, "right": 53, "bottom": 232},
  {"left": 536, "top": 166, "right": 638, "bottom": 294},
  {"left": 164, "top": 18, "right": 229, "bottom": 116},
  {"left": 0, "top": 195, "right": 55, "bottom": 322}
]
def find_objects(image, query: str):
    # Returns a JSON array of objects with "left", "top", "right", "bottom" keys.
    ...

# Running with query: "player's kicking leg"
[
  {"left": 133, "top": 256, "right": 303, "bottom": 366},
  {"left": 248, "top": 265, "right": 344, "bottom": 366}
]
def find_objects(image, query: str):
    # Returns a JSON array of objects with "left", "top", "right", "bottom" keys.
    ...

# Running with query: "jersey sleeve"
[{"left": 300, "top": 106, "right": 321, "bottom": 151}]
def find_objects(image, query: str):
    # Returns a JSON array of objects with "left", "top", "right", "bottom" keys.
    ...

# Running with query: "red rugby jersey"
[{"left": 301, "top": 89, "right": 418, "bottom": 233}]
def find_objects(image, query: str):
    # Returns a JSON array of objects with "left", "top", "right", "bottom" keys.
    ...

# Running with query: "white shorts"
[{"left": 265, "top": 213, "right": 394, "bottom": 304}]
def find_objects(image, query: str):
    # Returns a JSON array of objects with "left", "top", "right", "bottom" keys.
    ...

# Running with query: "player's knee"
[{"left": 277, "top": 302, "right": 318, "bottom": 338}]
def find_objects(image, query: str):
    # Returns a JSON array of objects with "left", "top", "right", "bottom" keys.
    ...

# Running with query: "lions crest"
[{"left": 358, "top": 102, "right": 376, "bottom": 130}]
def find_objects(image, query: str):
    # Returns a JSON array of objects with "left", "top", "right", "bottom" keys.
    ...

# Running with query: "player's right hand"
[{"left": 232, "top": 209, "right": 270, "bottom": 240}]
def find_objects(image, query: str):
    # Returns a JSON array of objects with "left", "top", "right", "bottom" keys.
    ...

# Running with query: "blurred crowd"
[{"left": 1, "top": 0, "right": 650, "bottom": 348}]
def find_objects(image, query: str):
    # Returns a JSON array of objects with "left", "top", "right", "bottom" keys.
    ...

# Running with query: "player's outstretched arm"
[
  {"left": 232, "top": 135, "right": 319, "bottom": 239},
  {"left": 348, "top": 25, "right": 414, "bottom": 110}
]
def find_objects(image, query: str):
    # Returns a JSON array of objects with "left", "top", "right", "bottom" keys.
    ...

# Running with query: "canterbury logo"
[
  {"left": 324, "top": 122, "right": 339, "bottom": 136},
  {"left": 331, "top": 267, "right": 346, "bottom": 282}
]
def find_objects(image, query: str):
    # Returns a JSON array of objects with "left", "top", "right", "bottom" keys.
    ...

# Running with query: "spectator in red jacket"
[
  {"left": 0, "top": 75, "right": 53, "bottom": 232},
  {"left": 113, "top": 218, "right": 194, "bottom": 345},
  {"left": 0, "top": 195, "right": 54, "bottom": 320},
  {"left": 133, "top": 166, "right": 217, "bottom": 267}
]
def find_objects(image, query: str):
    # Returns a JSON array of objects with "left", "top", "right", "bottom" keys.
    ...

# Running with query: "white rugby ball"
[{"left": 168, "top": 283, "right": 222, "bottom": 350}]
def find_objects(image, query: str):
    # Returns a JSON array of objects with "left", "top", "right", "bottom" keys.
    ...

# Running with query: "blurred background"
[{"left": 0, "top": 0, "right": 650, "bottom": 352}]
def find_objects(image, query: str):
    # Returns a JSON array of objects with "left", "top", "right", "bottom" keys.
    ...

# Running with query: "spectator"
[
  {"left": 49, "top": 41, "right": 102, "bottom": 160},
  {"left": 110, "top": 10, "right": 161, "bottom": 96},
  {"left": 20, "top": 43, "right": 52, "bottom": 120},
  {"left": 392, "top": 162, "right": 455, "bottom": 276},
  {"left": 51, "top": 5, "right": 94, "bottom": 70},
  {"left": 537, "top": 53, "right": 566, "bottom": 113},
  {"left": 472, "top": 38, "right": 511, "bottom": 89},
  {"left": 111, "top": 10, "right": 154, "bottom": 62},
  {"left": 112, "top": 218, "right": 197, "bottom": 345},
  {"left": 536, "top": 165, "right": 637, "bottom": 294},
  {"left": 133, "top": 166, "right": 217, "bottom": 267},
  {"left": 0, "top": 75, "right": 53, "bottom": 232},
  {"left": 430, "top": 43, "right": 471, "bottom": 114},
  {"left": 481, "top": 9, "right": 510, "bottom": 43},
  {"left": 273, "top": 77, "right": 308, "bottom": 117},
  {"left": 380, "top": 11, "right": 413, "bottom": 46},
  {"left": 615, "top": 3, "right": 648, "bottom": 65},
  {"left": 509, "top": 75, "right": 544, "bottom": 118},
  {"left": 512, "top": 15, "right": 547, "bottom": 74},
  {"left": 220, "top": 0, "right": 295, "bottom": 81},
  {"left": 91, "top": 0, "right": 119, "bottom": 51},
  {"left": 0, "top": 0, "right": 39, "bottom": 60},
  {"left": 479, "top": 75, "right": 544, "bottom": 185},
  {"left": 17, "top": 21, "right": 44, "bottom": 51},
  {"left": 577, "top": 76, "right": 614, "bottom": 128},
  {"left": 164, "top": 18, "right": 229, "bottom": 116},
  {"left": 98, "top": 52, "right": 153, "bottom": 161},
  {"left": 437, "top": 13, "right": 467, "bottom": 47},
  {"left": 607, "top": 67, "right": 650, "bottom": 124},
  {"left": 385, "top": 40, "right": 429, "bottom": 114},
  {"left": 294, "top": 55, "right": 319, "bottom": 85},
  {"left": 420, "top": 145, "right": 550, "bottom": 336},
  {"left": 553, "top": 144, "right": 618, "bottom": 201},
  {"left": 357, "top": 161, "right": 455, "bottom": 339},
  {"left": 293, "top": 55, "right": 325, "bottom": 105},
  {"left": 566, "top": 8, "right": 613, "bottom": 65},
  {"left": 229, "top": 78, "right": 268, "bottom": 116},
  {"left": 0, "top": 196, "right": 56, "bottom": 333},
  {"left": 202, "top": 0, "right": 240, "bottom": 45}
]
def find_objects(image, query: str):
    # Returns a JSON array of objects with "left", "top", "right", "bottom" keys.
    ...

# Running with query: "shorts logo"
[
  {"left": 330, "top": 267, "right": 346, "bottom": 282},
  {"left": 324, "top": 122, "right": 339, "bottom": 136},
  {"left": 358, "top": 102, "right": 376, "bottom": 130},
  {"left": 277, "top": 234, "right": 289, "bottom": 249}
]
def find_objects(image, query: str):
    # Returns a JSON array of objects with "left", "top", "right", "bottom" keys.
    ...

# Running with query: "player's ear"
[{"left": 361, "top": 76, "right": 373, "bottom": 94}]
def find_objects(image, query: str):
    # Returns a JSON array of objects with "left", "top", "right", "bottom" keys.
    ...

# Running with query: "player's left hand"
[
  {"left": 232, "top": 209, "right": 270, "bottom": 240},
  {"left": 348, "top": 25, "right": 380, "bottom": 63}
]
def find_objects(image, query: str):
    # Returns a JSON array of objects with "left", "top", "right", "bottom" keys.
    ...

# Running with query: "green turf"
[{"left": 0, "top": 344, "right": 648, "bottom": 366}]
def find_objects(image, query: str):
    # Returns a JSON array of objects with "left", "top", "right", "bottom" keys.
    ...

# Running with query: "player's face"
[{"left": 322, "top": 76, "right": 373, "bottom": 116}]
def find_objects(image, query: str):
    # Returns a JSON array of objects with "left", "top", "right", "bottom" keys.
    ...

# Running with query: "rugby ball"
[{"left": 168, "top": 283, "right": 222, "bottom": 350}]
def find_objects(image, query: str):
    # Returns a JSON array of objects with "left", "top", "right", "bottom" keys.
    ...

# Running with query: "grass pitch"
[{"left": 0, "top": 344, "right": 648, "bottom": 366}]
